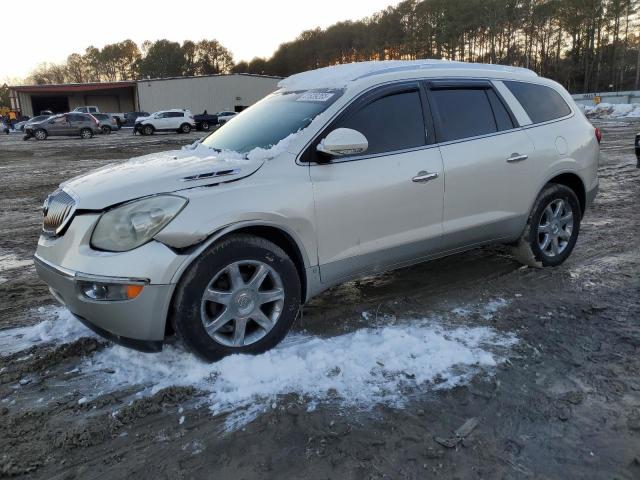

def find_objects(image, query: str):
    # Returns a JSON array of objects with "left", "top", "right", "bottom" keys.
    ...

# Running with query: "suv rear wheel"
[
  {"left": 171, "top": 234, "right": 301, "bottom": 362},
  {"left": 511, "top": 184, "right": 581, "bottom": 267},
  {"left": 179, "top": 123, "right": 191, "bottom": 134},
  {"left": 80, "top": 128, "right": 93, "bottom": 139}
]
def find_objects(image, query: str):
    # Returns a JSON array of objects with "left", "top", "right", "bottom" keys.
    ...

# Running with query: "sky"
[{"left": 0, "top": 0, "right": 399, "bottom": 81}]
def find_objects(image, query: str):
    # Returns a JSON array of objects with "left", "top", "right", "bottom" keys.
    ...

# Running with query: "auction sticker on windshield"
[{"left": 296, "top": 92, "right": 335, "bottom": 102}]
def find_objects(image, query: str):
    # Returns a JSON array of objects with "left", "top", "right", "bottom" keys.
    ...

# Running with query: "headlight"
[{"left": 91, "top": 195, "right": 187, "bottom": 252}]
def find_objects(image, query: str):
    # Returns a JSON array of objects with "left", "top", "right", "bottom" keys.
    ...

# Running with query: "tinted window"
[
  {"left": 486, "top": 89, "right": 515, "bottom": 131},
  {"left": 93, "top": 114, "right": 108, "bottom": 120},
  {"left": 432, "top": 89, "right": 498, "bottom": 141},
  {"left": 504, "top": 81, "right": 571, "bottom": 123},
  {"left": 169, "top": 112, "right": 184, "bottom": 118},
  {"left": 337, "top": 90, "right": 426, "bottom": 155}
]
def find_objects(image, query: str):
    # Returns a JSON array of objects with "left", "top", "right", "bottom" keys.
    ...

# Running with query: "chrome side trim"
[{"left": 33, "top": 254, "right": 149, "bottom": 285}]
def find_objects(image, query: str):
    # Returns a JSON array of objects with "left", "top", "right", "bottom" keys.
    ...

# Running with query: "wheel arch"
[
  {"left": 545, "top": 172, "right": 586, "bottom": 217},
  {"left": 164, "top": 222, "right": 311, "bottom": 337}
]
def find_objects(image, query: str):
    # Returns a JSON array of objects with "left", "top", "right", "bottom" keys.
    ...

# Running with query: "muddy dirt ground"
[{"left": 0, "top": 124, "right": 639, "bottom": 479}]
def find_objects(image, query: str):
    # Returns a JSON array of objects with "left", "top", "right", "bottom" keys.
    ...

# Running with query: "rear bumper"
[{"left": 34, "top": 254, "right": 172, "bottom": 351}]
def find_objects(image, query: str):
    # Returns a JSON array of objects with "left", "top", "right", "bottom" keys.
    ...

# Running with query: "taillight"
[{"left": 595, "top": 127, "right": 602, "bottom": 144}]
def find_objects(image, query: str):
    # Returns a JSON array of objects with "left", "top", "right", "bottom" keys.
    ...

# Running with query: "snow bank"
[
  {"left": 81, "top": 298, "right": 516, "bottom": 430},
  {"left": 582, "top": 102, "right": 640, "bottom": 119},
  {"left": 1, "top": 298, "right": 517, "bottom": 431},
  {"left": 0, "top": 307, "right": 93, "bottom": 356}
]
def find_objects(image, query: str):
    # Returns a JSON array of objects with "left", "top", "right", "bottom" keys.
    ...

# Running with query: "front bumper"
[{"left": 34, "top": 254, "right": 173, "bottom": 352}]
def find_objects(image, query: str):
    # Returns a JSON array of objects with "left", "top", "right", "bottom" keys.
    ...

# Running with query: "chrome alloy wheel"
[
  {"left": 200, "top": 260, "right": 285, "bottom": 347},
  {"left": 537, "top": 198, "right": 573, "bottom": 257}
]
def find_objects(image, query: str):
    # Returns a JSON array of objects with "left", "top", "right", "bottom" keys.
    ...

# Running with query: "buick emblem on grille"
[{"left": 42, "top": 189, "right": 77, "bottom": 236}]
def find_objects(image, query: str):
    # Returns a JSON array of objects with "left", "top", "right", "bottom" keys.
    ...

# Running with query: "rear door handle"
[
  {"left": 507, "top": 153, "right": 528, "bottom": 163},
  {"left": 412, "top": 171, "right": 439, "bottom": 183}
]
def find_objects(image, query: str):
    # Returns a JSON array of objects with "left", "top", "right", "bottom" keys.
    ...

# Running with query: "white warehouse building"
[
  {"left": 136, "top": 74, "right": 281, "bottom": 114},
  {"left": 10, "top": 73, "right": 282, "bottom": 118}
]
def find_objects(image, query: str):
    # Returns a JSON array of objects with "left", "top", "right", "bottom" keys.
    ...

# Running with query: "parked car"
[
  {"left": 14, "top": 115, "right": 52, "bottom": 132},
  {"left": 134, "top": 109, "right": 196, "bottom": 135},
  {"left": 216, "top": 111, "right": 237, "bottom": 124},
  {"left": 123, "top": 111, "right": 150, "bottom": 127},
  {"left": 73, "top": 107, "right": 125, "bottom": 126},
  {"left": 93, "top": 113, "right": 119, "bottom": 134},
  {"left": 24, "top": 113, "right": 101, "bottom": 140},
  {"left": 193, "top": 112, "right": 218, "bottom": 131},
  {"left": 34, "top": 60, "right": 599, "bottom": 361}
]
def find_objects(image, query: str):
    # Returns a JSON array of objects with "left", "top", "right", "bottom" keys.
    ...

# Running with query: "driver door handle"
[
  {"left": 412, "top": 171, "right": 439, "bottom": 183},
  {"left": 507, "top": 153, "right": 528, "bottom": 163}
]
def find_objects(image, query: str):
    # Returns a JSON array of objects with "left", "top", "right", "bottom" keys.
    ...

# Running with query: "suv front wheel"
[
  {"left": 511, "top": 183, "right": 581, "bottom": 267},
  {"left": 179, "top": 123, "right": 192, "bottom": 134},
  {"left": 171, "top": 234, "right": 301, "bottom": 362}
]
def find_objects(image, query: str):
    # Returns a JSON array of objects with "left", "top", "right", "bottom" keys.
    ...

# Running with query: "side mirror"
[{"left": 317, "top": 128, "right": 368, "bottom": 157}]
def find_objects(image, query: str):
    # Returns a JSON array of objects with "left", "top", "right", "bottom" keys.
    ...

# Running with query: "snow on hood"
[
  {"left": 278, "top": 59, "right": 537, "bottom": 91},
  {"left": 60, "top": 133, "right": 299, "bottom": 210}
]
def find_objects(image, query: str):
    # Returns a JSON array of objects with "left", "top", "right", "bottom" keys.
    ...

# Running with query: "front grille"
[{"left": 43, "top": 189, "right": 76, "bottom": 236}]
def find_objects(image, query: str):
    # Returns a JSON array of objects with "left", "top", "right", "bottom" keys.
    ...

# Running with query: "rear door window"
[
  {"left": 336, "top": 89, "right": 426, "bottom": 155},
  {"left": 431, "top": 88, "right": 514, "bottom": 142},
  {"left": 504, "top": 81, "right": 571, "bottom": 123}
]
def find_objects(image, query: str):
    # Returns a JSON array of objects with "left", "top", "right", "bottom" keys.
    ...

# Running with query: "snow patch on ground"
[
  {"left": 582, "top": 102, "right": 640, "bottom": 119},
  {"left": 79, "top": 298, "right": 515, "bottom": 431},
  {"left": 1, "top": 298, "right": 516, "bottom": 431},
  {"left": 0, "top": 307, "right": 93, "bottom": 356},
  {"left": 0, "top": 251, "right": 33, "bottom": 284}
]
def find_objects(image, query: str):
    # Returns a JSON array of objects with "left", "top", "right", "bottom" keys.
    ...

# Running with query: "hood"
[
  {"left": 61, "top": 147, "right": 264, "bottom": 209},
  {"left": 135, "top": 115, "right": 151, "bottom": 123}
]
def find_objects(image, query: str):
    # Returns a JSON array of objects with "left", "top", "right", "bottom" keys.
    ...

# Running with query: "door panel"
[
  {"left": 47, "top": 117, "right": 68, "bottom": 136},
  {"left": 312, "top": 148, "right": 444, "bottom": 283},
  {"left": 438, "top": 130, "right": 535, "bottom": 247}
]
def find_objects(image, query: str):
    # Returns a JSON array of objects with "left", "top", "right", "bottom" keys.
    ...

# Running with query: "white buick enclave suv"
[{"left": 34, "top": 60, "right": 599, "bottom": 361}]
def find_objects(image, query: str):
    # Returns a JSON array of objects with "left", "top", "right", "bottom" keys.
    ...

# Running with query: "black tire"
[
  {"left": 511, "top": 184, "right": 581, "bottom": 267},
  {"left": 80, "top": 128, "right": 93, "bottom": 139},
  {"left": 142, "top": 124, "right": 154, "bottom": 136},
  {"left": 170, "top": 234, "right": 301, "bottom": 362},
  {"left": 179, "top": 123, "right": 191, "bottom": 134},
  {"left": 101, "top": 125, "right": 111, "bottom": 134},
  {"left": 200, "top": 121, "right": 210, "bottom": 131},
  {"left": 34, "top": 129, "right": 47, "bottom": 141}
]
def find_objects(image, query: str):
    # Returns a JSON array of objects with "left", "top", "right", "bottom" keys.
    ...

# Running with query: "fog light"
[{"left": 79, "top": 281, "right": 144, "bottom": 301}]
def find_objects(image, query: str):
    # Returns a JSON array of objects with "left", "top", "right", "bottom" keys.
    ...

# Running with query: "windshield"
[{"left": 202, "top": 89, "right": 343, "bottom": 153}]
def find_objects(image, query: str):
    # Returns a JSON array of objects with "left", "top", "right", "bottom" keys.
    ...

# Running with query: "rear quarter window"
[{"left": 504, "top": 81, "right": 571, "bottom": 123}]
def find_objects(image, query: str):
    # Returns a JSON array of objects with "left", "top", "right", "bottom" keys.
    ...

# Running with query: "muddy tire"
[
  {"left": 142, "top": 124, "right": 154, "bottom": 136},
  {"left": 34, "top": 129, "right": 47, "bottom": 141},
  {"left": 170, "top": 234, "right": 301, "bottom": 362},
  {"left": 510, "top": 183, "right": 581, "bottom": 267}
]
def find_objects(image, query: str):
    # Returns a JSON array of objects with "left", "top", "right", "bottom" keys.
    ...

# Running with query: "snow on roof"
[{"left": 278, "top": 60, "right": 537, "bottom": 91}]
